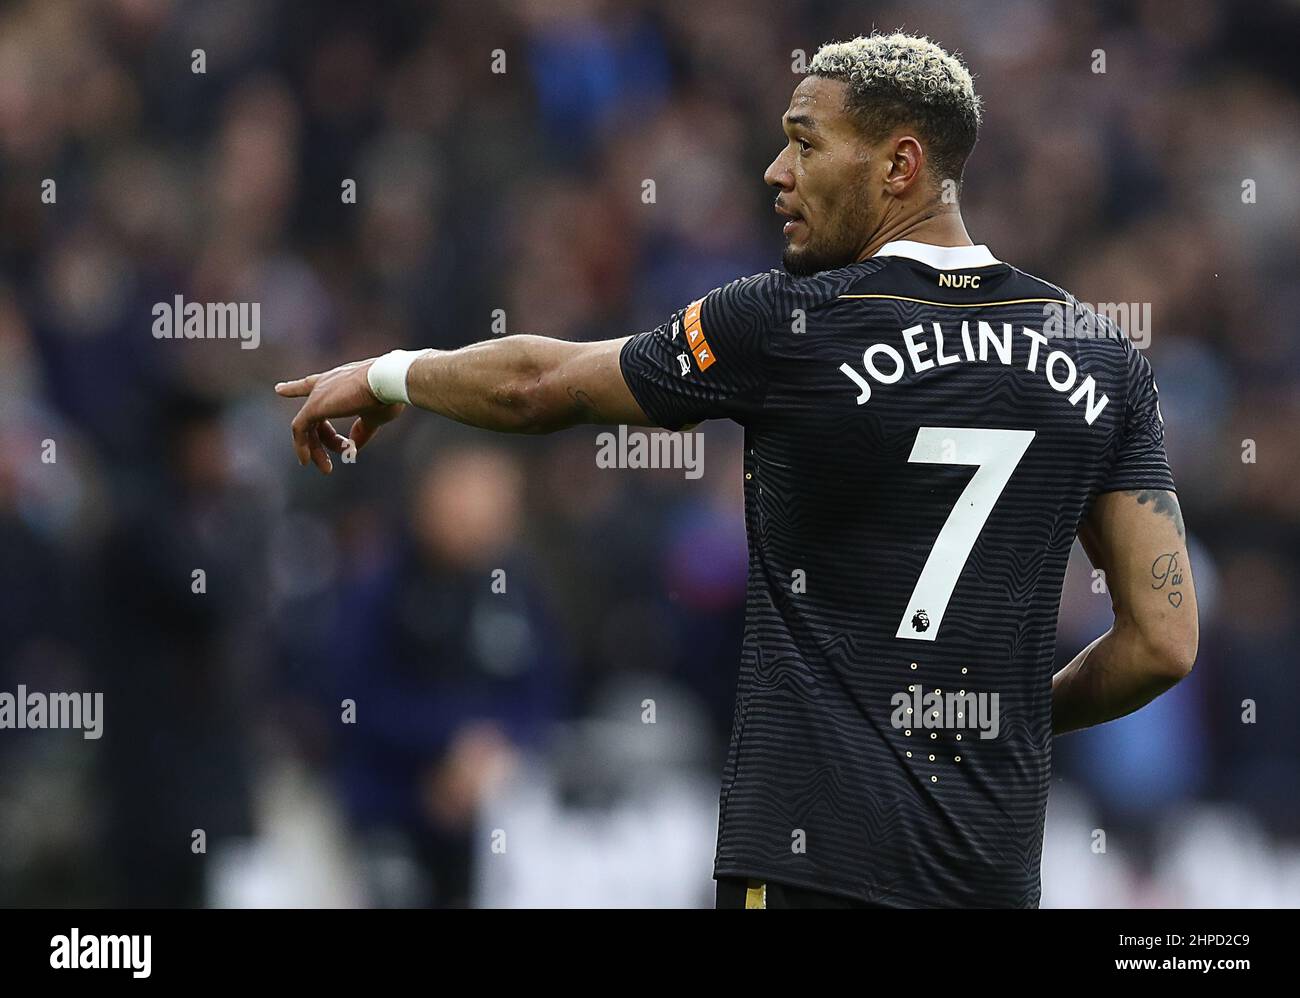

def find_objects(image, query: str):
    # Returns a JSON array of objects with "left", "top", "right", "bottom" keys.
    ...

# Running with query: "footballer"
[{"left": 276, "top": 32, "right": 1198, "bottom": 909}]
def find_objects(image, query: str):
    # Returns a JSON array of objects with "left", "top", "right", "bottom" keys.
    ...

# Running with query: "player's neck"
[{"left": 856, "top": 209, "right": 974, "bottom": 262}]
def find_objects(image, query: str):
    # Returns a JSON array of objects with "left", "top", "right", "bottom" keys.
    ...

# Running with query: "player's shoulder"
[
  {"left": 1010, "top": 264, "right": 1159, "bottom": 429},
  {"left": 1001, "top": 262, "right": 1152, "bottom": 367},
  {"left": 702, "top": 260, "right": 893, "bottom": 328}
]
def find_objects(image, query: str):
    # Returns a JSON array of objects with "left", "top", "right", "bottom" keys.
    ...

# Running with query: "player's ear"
[{"left": 886, "top": 136, "right": 924, "bottom": 193}]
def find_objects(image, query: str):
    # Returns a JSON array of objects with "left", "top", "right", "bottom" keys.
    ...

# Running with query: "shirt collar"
[{"left": 872, "top": 239, "right": 1001, "bottom": 270}]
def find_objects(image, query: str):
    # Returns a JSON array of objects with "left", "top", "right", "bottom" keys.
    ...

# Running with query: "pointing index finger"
[{"left": 275, "top": 376, "right": 315, "bottom": 397}]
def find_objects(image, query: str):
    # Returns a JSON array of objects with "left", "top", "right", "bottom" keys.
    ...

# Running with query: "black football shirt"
[{"left": 618, "top": 240, "right": 1175, "bottom": 907}]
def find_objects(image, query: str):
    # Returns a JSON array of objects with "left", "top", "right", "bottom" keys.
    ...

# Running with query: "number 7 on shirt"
[{"left": 896, "top": 427, "right": 1036, "bottom": 642}]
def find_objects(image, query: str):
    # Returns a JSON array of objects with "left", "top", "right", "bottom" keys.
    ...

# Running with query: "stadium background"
[{"left": 1, "top": 0, "right": 1298, "bottom": 907}]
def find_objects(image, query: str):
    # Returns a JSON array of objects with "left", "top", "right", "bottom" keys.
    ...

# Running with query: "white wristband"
[{"left": 367, "top": 349, "right": 429, "bottom": 405}]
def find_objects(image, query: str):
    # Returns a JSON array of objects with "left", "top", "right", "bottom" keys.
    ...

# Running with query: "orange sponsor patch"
[
  {"left": 682, "top": 298, "right": 717, "bottom": 371},
  {"left": 684, "top": 299, "right": 702, "bottom": 329}
]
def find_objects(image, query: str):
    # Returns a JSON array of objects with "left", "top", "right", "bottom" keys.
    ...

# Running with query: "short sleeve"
[
  {"left": 1098, "top": 342, "right": 1176, "bottom": 493},
  {"left": 618, "top": 272, "right": 777, "bottom": 430}
]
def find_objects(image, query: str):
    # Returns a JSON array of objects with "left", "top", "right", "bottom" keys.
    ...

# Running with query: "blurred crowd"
[{"left": 1, "top": 0, "right": 1298, "bottom": 906}]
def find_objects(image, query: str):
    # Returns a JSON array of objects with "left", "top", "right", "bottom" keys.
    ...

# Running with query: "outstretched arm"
[
  {"left": 404, "top": 336, "right": 650, "bottom": 432},
  {"left": 275, "top": 336, "right": 653, "bottom": 473},
  {"left": 1051, "top": 489, "right": 1199, "bottom": 735}
]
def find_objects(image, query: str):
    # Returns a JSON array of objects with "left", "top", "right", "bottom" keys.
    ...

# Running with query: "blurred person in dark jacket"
[
  {"left": 326, "top": 446, "right": 565, "bottom": 907},
  {"left": 94, "top": 395, "right": 265, "bottom": 906}
]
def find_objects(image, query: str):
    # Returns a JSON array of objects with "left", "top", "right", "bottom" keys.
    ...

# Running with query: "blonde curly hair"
[{"left": 809, "top": 32, "right": 982, "bottom": 185}]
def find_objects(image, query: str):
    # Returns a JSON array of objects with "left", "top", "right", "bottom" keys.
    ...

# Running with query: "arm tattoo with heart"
[{"left": 1151, "top": 552, "right": 1185, "bottom": 608}]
